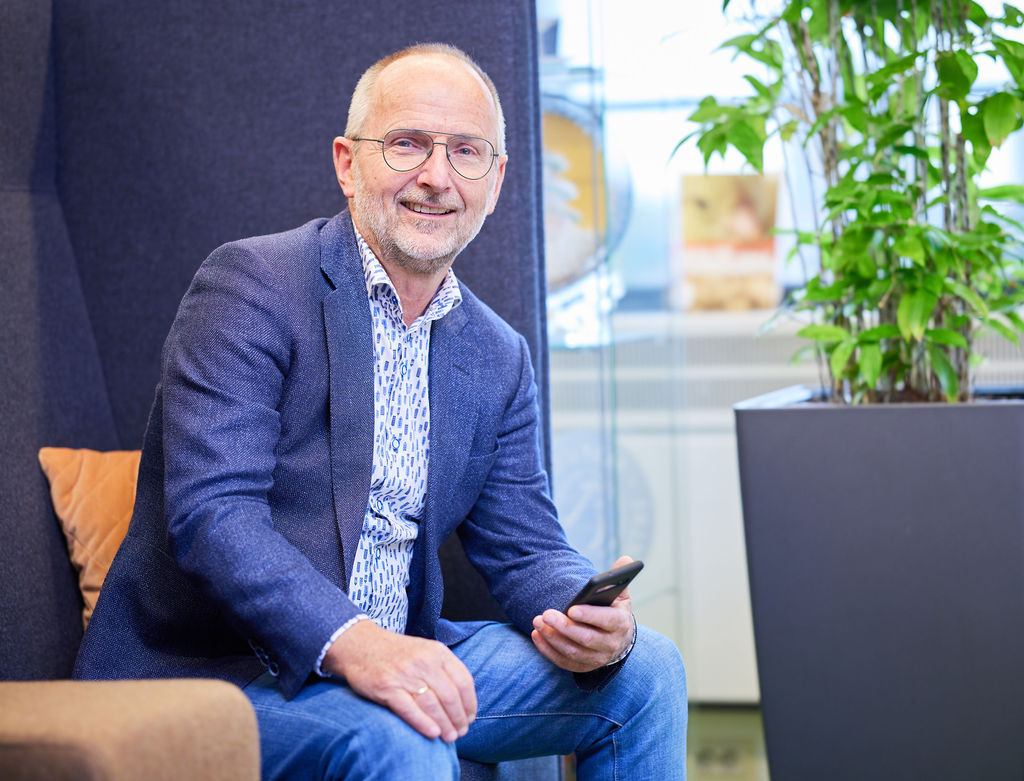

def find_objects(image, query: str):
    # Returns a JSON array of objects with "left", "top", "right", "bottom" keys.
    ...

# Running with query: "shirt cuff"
[{"left": 315, "top": 614, "right": 370, "bottom": 677}]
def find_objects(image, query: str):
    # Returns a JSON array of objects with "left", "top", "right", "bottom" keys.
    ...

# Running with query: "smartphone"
[{"left": 568, "top": 560, "right": 644, "bottom": 609}]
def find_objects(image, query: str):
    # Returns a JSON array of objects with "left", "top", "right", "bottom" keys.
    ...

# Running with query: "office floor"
[{"left": 687, "top": 706, "right": 769, "bottom": 781}]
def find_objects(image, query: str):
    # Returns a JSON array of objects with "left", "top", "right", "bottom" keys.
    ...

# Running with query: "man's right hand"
[{"left": 321, "top": 619, "right": 477, "bottom": 743}]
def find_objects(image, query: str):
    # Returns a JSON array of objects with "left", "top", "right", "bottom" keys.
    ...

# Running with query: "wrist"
[
  {"left": 606, "top": 613, "right": 637, "bottom": 667},
  {"left": 318, "top": 615, "right": 372, "bottom": 678}
]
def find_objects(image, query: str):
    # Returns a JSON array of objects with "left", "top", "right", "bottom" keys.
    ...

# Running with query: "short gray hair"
[{"left": 345, "top": 43, "right": 506, "bottom": 156}]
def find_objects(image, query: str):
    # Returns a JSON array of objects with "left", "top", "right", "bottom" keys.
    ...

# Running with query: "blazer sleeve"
[
  {"left": 161, "top": 241, "right": 360, "bottom": 698},
  {"left": 455, "top": 332, "right": 593, "bottom": 629},
  {"left": 455, "top": 331, "right": 636, "bottom": 689}
]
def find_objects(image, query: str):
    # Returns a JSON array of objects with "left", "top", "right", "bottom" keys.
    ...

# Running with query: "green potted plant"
[
  {"left": 688, "top": 0, "right": 1024, "bottom": 402},
  {"left": 685, "top": 3, "right": 1024, "bottom": 779}
]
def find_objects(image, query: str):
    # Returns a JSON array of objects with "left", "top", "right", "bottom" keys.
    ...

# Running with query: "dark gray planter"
[{"left": 735, "top": 386, "right": 1024, "bottom": 780}]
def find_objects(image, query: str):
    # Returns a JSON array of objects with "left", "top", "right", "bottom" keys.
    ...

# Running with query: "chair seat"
[{"left": 0, "top": 679, "right": 259, "bottom": 781}]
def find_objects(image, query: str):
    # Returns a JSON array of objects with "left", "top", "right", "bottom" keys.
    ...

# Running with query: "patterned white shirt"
[{"left": 345, "top": 229, "right": 462, "bottom": 633}]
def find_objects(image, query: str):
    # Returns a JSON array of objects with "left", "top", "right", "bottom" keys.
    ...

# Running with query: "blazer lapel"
[
  {"left": 425, "top": 302, "right": 478, "bottom": 514},
  {"left": 320, "top": 213, "right": 374, "bottom": 587},
  {"left": 417, "top": 302, "right": 478, "bottom": 581}
]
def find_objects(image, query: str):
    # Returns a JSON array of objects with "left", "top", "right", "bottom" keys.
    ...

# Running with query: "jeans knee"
[
  {"left": 629, "top": 626, "right": 687, "bottom": 709},
  {"left": 319, "top": 712, "right": 458, "bottom": 780},
  {"left": 364, "top": 719, "right": 459, "bottom": 779}
]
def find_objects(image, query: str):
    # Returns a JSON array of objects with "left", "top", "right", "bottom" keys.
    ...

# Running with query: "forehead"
[{"left": 370, "top": 54, "right": 498, "bottom": 140}]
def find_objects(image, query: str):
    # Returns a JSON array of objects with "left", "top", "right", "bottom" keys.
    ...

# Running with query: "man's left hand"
[{"left": 530, "top": 555, "right": 636, "bottom": 673}]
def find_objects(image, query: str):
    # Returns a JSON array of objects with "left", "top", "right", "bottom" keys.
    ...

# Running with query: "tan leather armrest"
[{"left": 0, "top": 679, "right": 259, "bottom": 781}]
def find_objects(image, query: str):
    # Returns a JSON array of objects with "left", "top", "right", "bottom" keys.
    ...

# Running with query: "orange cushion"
[{"left": 37, "top": 447, "right": 141, "bottom": 627}]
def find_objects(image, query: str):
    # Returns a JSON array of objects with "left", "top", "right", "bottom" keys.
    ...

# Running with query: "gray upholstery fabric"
[
  {"left": 3, "top": 1, "right": 556, "bottom": 776},
  {"left": 52, "top": 0, "right": 548, "bottom": 450},
  {"left": 1, "top": 0, "right": 119, "bottom": 680}
]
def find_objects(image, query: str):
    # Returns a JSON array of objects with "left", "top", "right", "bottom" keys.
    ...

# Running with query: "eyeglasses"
[{"left": 350, "top": 128, "right": 499, "bottom": 180}]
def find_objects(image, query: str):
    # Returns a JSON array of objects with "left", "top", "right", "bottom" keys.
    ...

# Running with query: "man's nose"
[{"left": 416, "top": 143, "right": 454, "bottom": 189}]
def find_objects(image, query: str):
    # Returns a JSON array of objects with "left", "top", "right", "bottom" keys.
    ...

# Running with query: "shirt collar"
[{"left": 354, "top": 226, "right": 462, "bottom": 327}]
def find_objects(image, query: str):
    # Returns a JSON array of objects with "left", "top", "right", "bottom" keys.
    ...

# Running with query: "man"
[{"left": 75, "top": 43, "right": 686, "bottom": 778}]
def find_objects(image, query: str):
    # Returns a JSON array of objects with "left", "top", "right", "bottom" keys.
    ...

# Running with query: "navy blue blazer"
[{"left": 74, "top": 211, "right": 595, "bottom": 698}]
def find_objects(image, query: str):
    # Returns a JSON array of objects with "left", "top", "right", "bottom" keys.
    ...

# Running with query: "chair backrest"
[
  {"left": 1, "top": 0, "right": 121, "bottom": 680},
  {"left": 1, "top": 0, "right": 547, "bottom": 679}
]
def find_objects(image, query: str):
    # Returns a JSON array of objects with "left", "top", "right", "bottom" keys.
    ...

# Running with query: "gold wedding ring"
[{"left": 412, "top": 685, "right": 430, "bottom": 697}]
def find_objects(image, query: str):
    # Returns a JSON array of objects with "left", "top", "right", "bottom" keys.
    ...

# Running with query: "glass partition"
[{"left": 537, "top": 2, "right": 1024, "bottom": 777}]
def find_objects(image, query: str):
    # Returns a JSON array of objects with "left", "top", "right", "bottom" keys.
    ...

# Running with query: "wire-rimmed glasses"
[{"left": 351, "top": 128, "right": 499, "bottom": 180}]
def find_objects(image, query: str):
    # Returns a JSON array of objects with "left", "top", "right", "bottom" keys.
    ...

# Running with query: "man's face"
[{"left": 334, "top": 55, "right": 507, "bottom": 277}]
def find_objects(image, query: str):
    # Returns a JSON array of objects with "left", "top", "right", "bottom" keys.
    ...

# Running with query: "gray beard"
[
  {"left": 372, "top": 220, "right": 462, "bottom": 276},
  {"left": 349, "top": 161, "right": 487, "bottom": 276}
]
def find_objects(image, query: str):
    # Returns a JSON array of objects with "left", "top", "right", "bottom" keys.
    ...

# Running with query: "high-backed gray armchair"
[{"left": 1, "top": 1, "right": 555, "bottom": 778}]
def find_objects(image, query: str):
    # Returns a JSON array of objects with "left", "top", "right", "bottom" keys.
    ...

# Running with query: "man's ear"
[
  {"left": 486, "top": 155, "right": 508, "bottom": 215},
  {"left": 333, "top": 137, "right": 356, "bottom": 198}
]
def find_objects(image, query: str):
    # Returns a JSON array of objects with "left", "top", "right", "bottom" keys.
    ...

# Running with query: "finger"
[
  {"left": 410, "top": 685, "right": 462, "bottom": 742},
  {"left": 534, "top": 611, "right": 624, "bottom": 666},
  {"left": 565, "top": 601, "right": 632, "bottom": 630},
  {"left": 541, "top": 625, "right": 608, "bottom": 664},
  {"left": 387, "top": 690, "right": 444, "bottom": 741},
  {"left": 531, "top": 628, "right": 595, "bottom": 673},
  {"left": 609, "top": 555, "right": 636, "bottom": 603},
  {"left": 421, "top": 672, "right": 471, "bottom": 739},
  {"left": 532, "top": 618, "right": 608, "bottom": 669},
  {"left": 441, "top": 655, "right": 478, "bottom": 723},
  {"left": 531, "top": 628, "right": 573, "bottom": 669},
  {"left": 418, "top": 651, "right": 476, "bottom": 740},
  {"left": 541, "top": 608, "right": 621, "bottom": 649}
]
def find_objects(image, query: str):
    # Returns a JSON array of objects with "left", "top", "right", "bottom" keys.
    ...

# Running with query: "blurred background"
[{"left": 534, "top": 3, "right": 1024, "bottom": 778}]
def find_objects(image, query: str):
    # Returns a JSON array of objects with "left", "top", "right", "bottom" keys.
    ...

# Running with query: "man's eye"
[
  {"left": 450, "top": 143, "right": 481, "bottom": 157},
  {"left": 388, "top": 135, "right": 430, "bottom": 152}
]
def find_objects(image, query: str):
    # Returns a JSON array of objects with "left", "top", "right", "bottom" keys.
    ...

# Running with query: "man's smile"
[{"left": 401, "top": 200, "right": 456, "bottom": 216}]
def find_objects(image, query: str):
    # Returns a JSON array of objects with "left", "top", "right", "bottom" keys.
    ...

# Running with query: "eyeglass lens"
[{"left": 381, "top": 129, "right": 494, "bottom": 179}]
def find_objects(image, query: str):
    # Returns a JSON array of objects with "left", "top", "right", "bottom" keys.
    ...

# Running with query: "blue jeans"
[{"left": 243, "top": 623, "right": 687, "bottom": 780}]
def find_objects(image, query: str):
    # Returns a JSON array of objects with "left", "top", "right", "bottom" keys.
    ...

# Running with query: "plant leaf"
[
  {"left": 688, "top": 96, "right": 728, "bottom": 123},
  {"left": 935, "top": 50, "right": 977, "bottom": 102},
  {"left": 1005, "top": 310, "right": 1024, "bottom": 332},
  {"left": 720, "top": 34, "right": 758, "bottom": 54},
  {"left": 927, "top": 344, "right": 960, "bottom": 402},
  {"left": 728, "top": 119, "right": 766, "bottom": 172},
  {"left": 988, "top": 316, "right": 1021, "bottom": 344},
  {"left": 925, "top": 328, "right": 970, "bottom": 349},
  {"left": 866, "top": 52, "right": 922, "bottom": 87},
  {"left": 830, "top": 340, "right": 856, "bottom": 379},
  {"left": 981, "top": 92, "right": 1022, "bottom": 147},
  {"left": 978, "top": 184, "right": 1024, "bottom": 202},
  {"left": 893, "top": 233, "right": 926, "bottom": 264},
  {"left": 961, "top": 107, "right": 993, "bottom": 166},
  {"left": 696, "top": 127, "right": 729, "bottom": 166},
  {"left": 897, "top": 290, "right": 937, "bottom": 341},
  {"left": 797, "top": 324, "right": 851, "bottom": 343},
  {"left": 949, "top": 279, "right": 990, "bottom": 317},
  {"left": 1003, "top": 3, "right": 1024, "bottom": 27},
  {"left": 992, "top": 35, "right": 1024, "bottom": 86},
  {"left": 860, "top": 342, "right": 883, "bottom": 388},
  {"left": 859, "top": 324, "right": 903, "bottom": 342}
]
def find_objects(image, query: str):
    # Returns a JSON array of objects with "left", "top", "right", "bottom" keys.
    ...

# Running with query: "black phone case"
[{"left": 568, "top": 560, "right": 644, "bottom": 608}]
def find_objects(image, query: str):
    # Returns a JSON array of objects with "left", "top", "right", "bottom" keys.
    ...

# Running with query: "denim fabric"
[{"left": 244, "top": 622, "right": 686, "bottom": 780}]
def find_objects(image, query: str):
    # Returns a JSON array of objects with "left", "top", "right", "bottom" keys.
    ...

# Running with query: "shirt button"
[{"left": 391, "top": 436, "right": 400, "bottom": 451}]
